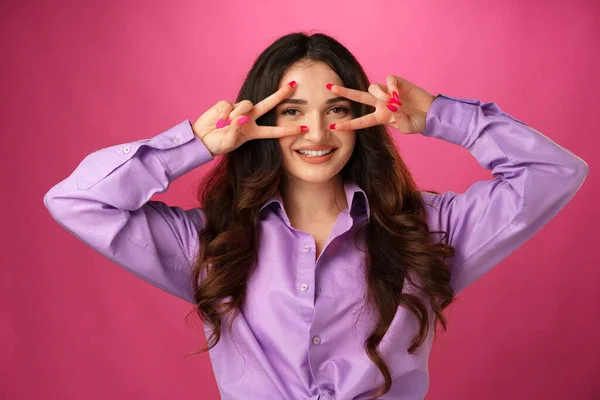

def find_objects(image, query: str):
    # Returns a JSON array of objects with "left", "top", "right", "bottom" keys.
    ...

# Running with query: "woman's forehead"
[{"left": 280, "top": 62, "right": 343, "bottom": 88}]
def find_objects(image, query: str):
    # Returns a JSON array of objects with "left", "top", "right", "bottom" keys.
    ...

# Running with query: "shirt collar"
[{"left": 259, "top": 181, "right": 371, "bottom": 220}]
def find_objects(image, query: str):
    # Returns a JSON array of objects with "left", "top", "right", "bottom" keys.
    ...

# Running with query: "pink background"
[{"left": 2, "top": 0, "right": 599, "bottom": 399}]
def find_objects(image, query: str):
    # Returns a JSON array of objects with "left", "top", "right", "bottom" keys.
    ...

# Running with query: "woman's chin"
[
  {"left": 281, "top": 152, "right": 350, "bottom": 184},
  {"left": 286, "top": 168, "right": 340, "bottom": 184}
]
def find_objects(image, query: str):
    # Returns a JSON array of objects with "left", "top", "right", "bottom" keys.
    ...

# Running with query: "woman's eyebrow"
[{"left": 278, "top": 96, "right": 349, "bottom": 106}]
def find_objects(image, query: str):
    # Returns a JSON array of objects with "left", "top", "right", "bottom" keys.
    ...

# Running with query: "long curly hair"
[{"left": 185, "top": 31, "right": 456, "bottom": 399}]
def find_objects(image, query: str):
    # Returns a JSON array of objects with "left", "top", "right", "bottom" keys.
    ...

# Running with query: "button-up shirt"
[{"left": 43, "top": 94, "right": 588, "bottom": 399}]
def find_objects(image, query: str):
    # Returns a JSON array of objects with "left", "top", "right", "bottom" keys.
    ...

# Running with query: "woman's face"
[{"left": 275, "top": 61, "right": 356, "bottom": 185}]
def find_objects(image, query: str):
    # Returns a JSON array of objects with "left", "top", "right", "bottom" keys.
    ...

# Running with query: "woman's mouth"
[{"left": 294, "top": 148, "right": 337, "bottom": 164}]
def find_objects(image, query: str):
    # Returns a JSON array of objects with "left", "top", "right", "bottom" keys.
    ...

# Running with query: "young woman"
[{"left": 43, "top": 32, "right": 588, "bottom": 400}]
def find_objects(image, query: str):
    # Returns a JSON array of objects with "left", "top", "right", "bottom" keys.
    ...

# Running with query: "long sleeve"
[
  {"left": 421, "top": 94, "right": 589, "bottom": 295},
  {"left": 43, "top": 120, "right": 214, "bottom": 303}
]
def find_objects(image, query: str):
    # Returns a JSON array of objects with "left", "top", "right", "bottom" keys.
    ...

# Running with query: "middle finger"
[
  {"left": 251, "top": 81, "right": 296, "bottom": 118},
  {"left": 228, "top": 100, "right": 254, "bottom": 121},
  {"left": 368, "top": 83, "right": 391, "bottom": 103},
  {"left": 328, "top": 84, "right": 379, "bottom": 107}
]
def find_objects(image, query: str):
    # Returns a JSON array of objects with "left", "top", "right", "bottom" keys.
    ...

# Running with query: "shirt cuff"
[
  {"left": 153, "top": 120, "right": 215, "bottom": 180},
  {"left": 421, "top": 93, "right": 478, "bottom": 147}
]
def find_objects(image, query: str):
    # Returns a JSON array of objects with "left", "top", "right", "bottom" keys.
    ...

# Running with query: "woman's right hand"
[{"left": 192, "top": 82, "right": 305, "bottom": 156}]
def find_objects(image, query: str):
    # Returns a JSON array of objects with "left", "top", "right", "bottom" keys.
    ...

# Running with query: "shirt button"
[
  {"left": 172, "top": 136, "right": 180, "bottom": 143},
  {"left": 300, "top": 284, "right": 308, "bottom": 291},
  {"left": 312, "top": 336, "right": 321, "bottom": 345},
  {"left": 303, "top": 245, "right": 311, "bottom": 252},
  {"left": 123, "top": 146, "right": 131, "bottom": 154}
]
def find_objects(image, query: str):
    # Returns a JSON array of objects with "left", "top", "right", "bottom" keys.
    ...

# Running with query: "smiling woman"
[
  {"left": 280, "top": 96, "right": 349, "bottom": 164},
  {"left": 43, "top": 31, "right": 589, "bottom": 400},
  {"left": 276, "top": 62, "right": 357, "bottom": 203}
]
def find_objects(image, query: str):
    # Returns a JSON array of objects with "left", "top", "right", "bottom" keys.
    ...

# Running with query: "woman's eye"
[
  {"left": 330, "top": 106, "right": 350, "bottom": 114},
  {"left": 282, "top": 108, "right": 300, "bottom": 116},
  {"left": 280, "top": 106, "right": 350, "bottom": 116}
]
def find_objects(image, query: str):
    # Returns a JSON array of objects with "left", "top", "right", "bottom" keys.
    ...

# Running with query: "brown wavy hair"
[{"left": 185, "top": 32, "right": 456, "bottom": 399}]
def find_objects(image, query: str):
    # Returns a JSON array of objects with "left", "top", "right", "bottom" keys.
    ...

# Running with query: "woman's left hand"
[{"left": 327, "top": 75, "right": 436, "bottom": 134}]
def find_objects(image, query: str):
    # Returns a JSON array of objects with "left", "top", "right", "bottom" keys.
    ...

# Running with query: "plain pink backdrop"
[{"left": 2, "top": 0, "right": 599, "bottom": 399}]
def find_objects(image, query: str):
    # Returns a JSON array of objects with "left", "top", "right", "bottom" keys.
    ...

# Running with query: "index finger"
[
  {"left": 332, "top": 113, "right": 384, "bottom": 131},
  {"left": 328, "top": 84, "right": 379, "bottom": 107},
  {"left": 253, "top": 124, "right": 304, "bottom": 139},
  {"left": 251, "top": 81, "right": 297, "bottom": 118}
]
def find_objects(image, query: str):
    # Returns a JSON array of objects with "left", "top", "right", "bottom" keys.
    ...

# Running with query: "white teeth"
[{"left": 297, "top": 149, "right": 335, "bottom": 157}]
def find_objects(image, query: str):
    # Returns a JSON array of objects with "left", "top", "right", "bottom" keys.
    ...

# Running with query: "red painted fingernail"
[
  {"left": 329, "top": 123, "right": 336, "bottom": 129},
  {"left": 216, "top": 118, "right": 224, "bottom": 129},
  {"left": 289, "top": 81, "right": 296, "bottom": 88},
  {"left": 388, "top": 97, "right": 401, "bottom": 106},
  {"left": 326, "top": 83, "right": 333, "bottom": 90},
  {"left": 300, "top": 125, "right": 308, "bottom": 132},
  {"left": 392, "top": 91, "right": 400, "bottom": 101},
  {"left": 387, "top": 104, "right": 398, "bottom": 112},
  {"left": 224, "top": 118, "right": 231, "bottom": 126},
  {"left": 237, "top": 116, "right": 249, "bottom": 125}
]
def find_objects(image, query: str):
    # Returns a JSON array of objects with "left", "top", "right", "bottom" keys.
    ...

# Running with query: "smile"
[
  {"left": 294, "top": 148, "right": 338, "bottom": 164},
  {"left": 295, "top": 149, "right": 336, "bottom": 157}
]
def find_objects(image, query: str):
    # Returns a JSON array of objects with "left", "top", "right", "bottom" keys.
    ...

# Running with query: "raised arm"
[
  {"left": 421, "top": 94, "right": 589, "bottom": 295},
  {"left": 43, "top": 121, "right": 213, "bottom": 303},
  {"left": 43, "top": 83, "right": 305, "bottom": 303}
]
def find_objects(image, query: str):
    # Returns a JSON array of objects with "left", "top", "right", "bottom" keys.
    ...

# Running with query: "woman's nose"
[{"left": 302, "top": 115, "right": 331, "bottom": 142}]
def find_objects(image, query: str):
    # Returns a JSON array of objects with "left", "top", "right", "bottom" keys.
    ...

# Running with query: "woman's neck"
[{"left": 280, "top": 177, "right": 348, "bottom": 224}]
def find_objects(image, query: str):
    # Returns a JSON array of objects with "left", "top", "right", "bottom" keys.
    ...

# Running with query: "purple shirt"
[{"left": 43, "top": 94, "right": 588, "bottom": 400}]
